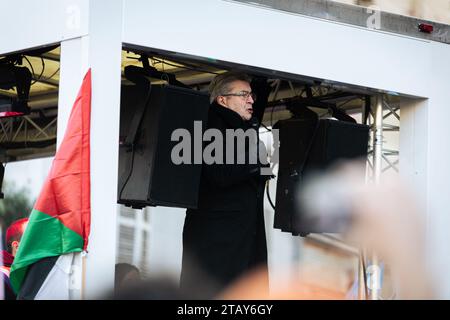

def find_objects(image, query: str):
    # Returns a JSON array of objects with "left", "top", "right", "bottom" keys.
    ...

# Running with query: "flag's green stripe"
[{"left": 9, "top": 209, "right": 83, "bottom": 293}]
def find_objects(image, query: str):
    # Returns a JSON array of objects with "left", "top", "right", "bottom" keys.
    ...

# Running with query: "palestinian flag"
[{"left": 10, "top": 69, "right": 92, "bottom": 299}]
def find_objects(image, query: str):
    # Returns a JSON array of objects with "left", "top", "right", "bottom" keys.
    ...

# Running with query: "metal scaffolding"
[
  {"left": 359, "top": 94, "right": 400, "bottom": 300},
  {"left": 0, "top": 112, "right": 57, "bottom": 162}
]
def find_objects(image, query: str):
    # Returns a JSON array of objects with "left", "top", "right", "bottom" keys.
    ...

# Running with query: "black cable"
[
  {"left": 33, "top": 57, "right": 45, "bottom": 85},
  {"left": 266, "top": 180, "right": 275, "bottom": 210},
  {"left": 256, "top": 119, "right": 275, "bottom": 210},
  {"left": 23, "top": 56, "right": 35, "bottom": 84},
  {"left": 41, "top": 67, "right": 59, "bottom": 82},
  {"left": 260, "top": 122, "right": 271, "bottom": 132},
  {"left": 22, "top": 56, "right": 46, "bottom": 86},
  {"left": 119, "top": 144, "right": 136, "bottom": 201}
]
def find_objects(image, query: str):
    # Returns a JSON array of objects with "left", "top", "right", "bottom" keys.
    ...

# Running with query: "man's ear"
[
  {"left": 11, "top": 240, "right": 19, "bottom": 251},
  {"left": 217, "top": 96, "right": 227, "bottom": 108}
]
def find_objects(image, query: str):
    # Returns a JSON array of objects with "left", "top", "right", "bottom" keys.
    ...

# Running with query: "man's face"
[{"left": 217, "top": 80, "right": 255, "bottom": 121}]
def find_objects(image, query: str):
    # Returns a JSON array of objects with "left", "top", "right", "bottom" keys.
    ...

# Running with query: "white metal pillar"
[
  {"left": 83, "top": 0, "right": 123, "bottom": 299},
  {"left": 57, "top": 36, "right": 90, "bottom": 300},
  {"left": 57, "top": 38, "right": 90, "bottom": 148},
  {"left": 369, "top": 94, "right": 384, "bottom": 300},
  {"left": 57, "top": 0, "right": 123, "bottom": 299}
]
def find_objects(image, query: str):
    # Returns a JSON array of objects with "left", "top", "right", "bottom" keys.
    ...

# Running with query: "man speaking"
[{"left": 180, "top": 71, "right": 270, "bottom": 296}]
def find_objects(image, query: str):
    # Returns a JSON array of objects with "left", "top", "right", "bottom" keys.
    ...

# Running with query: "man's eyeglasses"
[{"left": 221, "top": 91, "right": 256, "bottom": 101}]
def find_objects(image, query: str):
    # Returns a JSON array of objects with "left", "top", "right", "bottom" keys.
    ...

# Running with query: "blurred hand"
[{"left": 302, "top": 161, "right": 433, "bottom": 299}]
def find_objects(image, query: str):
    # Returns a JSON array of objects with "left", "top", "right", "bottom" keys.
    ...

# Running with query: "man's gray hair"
[{"left": 208, "top": 71, "right": 252, "bottom": 104}]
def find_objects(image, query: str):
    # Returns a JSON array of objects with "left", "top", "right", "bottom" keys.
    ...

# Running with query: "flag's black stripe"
[{"left": 17, "top": 256, "right": 59, "bottom": 300}]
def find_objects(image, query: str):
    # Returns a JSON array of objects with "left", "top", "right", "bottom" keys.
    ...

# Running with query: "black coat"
[{"left": 180, "top": 102, "right": 268, "bottom": 295}]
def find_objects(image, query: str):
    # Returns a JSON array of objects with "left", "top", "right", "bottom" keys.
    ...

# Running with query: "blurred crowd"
[{"left": 111, "top": 161, "right": 435, "bottom": 300}]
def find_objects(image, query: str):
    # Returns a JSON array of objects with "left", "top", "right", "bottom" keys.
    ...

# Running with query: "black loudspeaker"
[
  {"left": 118, "top": 84, "right": 209, "bottom": 209},
  {"left": 274, "top": 118, "right": 369, "bottom": 235}
]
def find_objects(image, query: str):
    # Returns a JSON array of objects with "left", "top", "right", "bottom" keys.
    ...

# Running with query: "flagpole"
[
  {"left": 358, "top": 249, "right": 366, "bottom": 300},
  {"left": 81, "top": 251, "right": 87, "bottom": 300}
]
